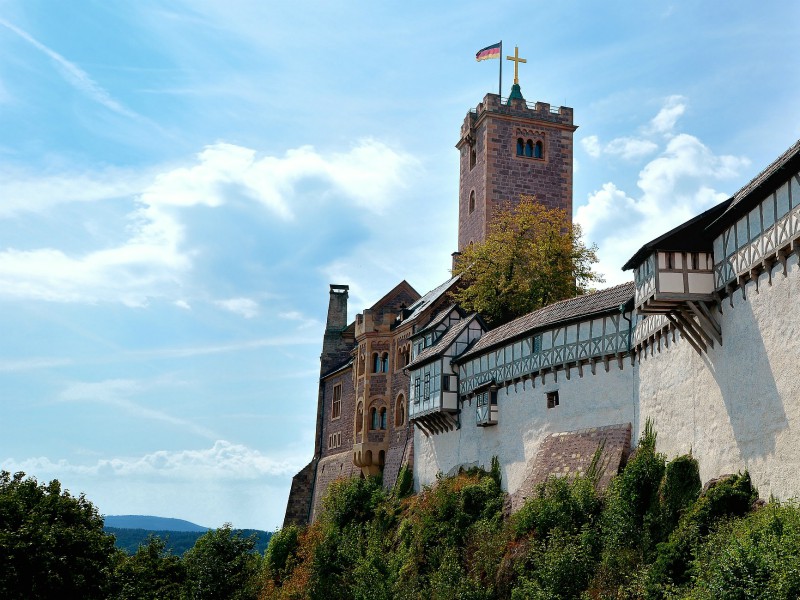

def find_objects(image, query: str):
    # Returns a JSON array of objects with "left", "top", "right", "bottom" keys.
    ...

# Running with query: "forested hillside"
[{"left": 106, "top": 526, "right": 272, "bottom": 555}]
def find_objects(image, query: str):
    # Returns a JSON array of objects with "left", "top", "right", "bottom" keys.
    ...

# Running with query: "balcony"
[{"left": 352, "top": 433, "right": 388, "bottom": 477}]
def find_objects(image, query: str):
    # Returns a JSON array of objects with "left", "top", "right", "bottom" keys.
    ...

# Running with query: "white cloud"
[
  {"left": 5, "top": 440, "right": 304, "bottom": 480},
  {"left": 174, "top": 299, "right": 191, "bottom": 310},
  {"left": 215, "top": 297, "right": 259, "bottom": 319},
  {"left": 605, "top": 137, "right": 659, "bottom": 160},
  {"left": 649, "top": 94, "right": 687, "bottom": 134},
  {"left": 577, "top": 132, "right": 750, "bottom": 284},
  {"left": 0, "top": 139, "right": 417, "bottom": 306},
  {"left": 0, "top": 357, "right": 73, "bottom": 372},
  {"left": 581, "top": 135, "right": 601, "bottom": 158},
  {"left": 278, "top": 310, "right": 322, "bottom": 330},
  {"left": 59, "top": 378, "right": 219, "bottom": 439},
  {"left": 0, "top": 18, "right": 139, "bottom": 119}
]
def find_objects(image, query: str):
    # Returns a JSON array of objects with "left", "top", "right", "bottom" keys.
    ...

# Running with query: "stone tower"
[{"left": 455, "top": 85, "right": 577, "bottom": 252}]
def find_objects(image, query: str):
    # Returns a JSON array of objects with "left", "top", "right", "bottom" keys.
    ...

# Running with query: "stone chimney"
[{"left": 320, "top": 284, "right": 351, "bottom": 375}]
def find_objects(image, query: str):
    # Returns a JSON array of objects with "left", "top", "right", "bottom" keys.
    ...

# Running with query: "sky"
[{"left": 1, "top": 1, "right": 798, "bottom": 531}]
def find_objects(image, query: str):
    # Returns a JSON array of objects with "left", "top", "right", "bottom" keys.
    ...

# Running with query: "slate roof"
[
  {"left": 623, "top": 140, "right": 800, "bottom": 269},
  {"left": 413, "top": 303, "right": 464, "bottom": 338},
  {"left": 406, "top": 314, "right": 481, "bottom": 371},
  {"left": 402, "top": 275, "right": 460, "bottom": 325},
  {"left": 622, "top": 200, "right": 731, "bottom": 270},
  {"left": 320, "top": 357, "right": 353, "bottom": 380},
  {"left": 458, "top": 282, "right": 635, "bottom": 362},
  {"left": 710, "top": 138, "right": 800, "bottom": 231}
]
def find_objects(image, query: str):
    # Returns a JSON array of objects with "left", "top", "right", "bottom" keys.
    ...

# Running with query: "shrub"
[
  {"left": 514, "top": 475, "right": 601, "bottom": 540},
  {"left": 264, "top": 525, "right": 299, "bottom": 585},
  {"left": 659, "top": 453, "right": 701, "bottom": 536},
  {"left": 646, "top": 472, "right": 758, "bottom": 595},
  {"left": 688, "top": 501, "right": 800, "bottom": 599},
  {"left": 321, "top": 475, "right": 385, "bottom": 529}
]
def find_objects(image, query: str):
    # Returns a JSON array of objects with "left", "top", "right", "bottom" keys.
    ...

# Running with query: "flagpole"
[{"left": 499, "top": 40, "right": 503, "bottom": 97}]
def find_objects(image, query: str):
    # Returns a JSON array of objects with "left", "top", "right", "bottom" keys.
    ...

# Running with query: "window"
[
  {"left": 370, "top": 407, "right": 378, "bottom": 430},
  {"left": 516, "top": 138, "right": 524, "bottom": 156},
  {"left": 424, "top": 372, "right": 430, "bottom": 397},
  {"left": 546, "top": 390, "right": 560, "bottom": 409},
  {"left": 331, "top": 384, "right": 342, "bottom": 419},
  {"left": 534, "top": 140, "right": 543, "bottom": 158},
  {"left": 442, "top": 374, "right": 450, "bottom": 392},
  {"left": 328, "top": 432, "right": 341, "bottom": 449},
  {"left": 414, "top": 378, "right": 421, "bottom": 402},
  {"left": 381, "top": 352, "right": 389, "bottom": 373},
  {"left": 470, "top": 147, "right": 477, "bottom": 169},
  {"left": 395, "top": 394, "right": 406, "bottom": 426},
  {"left": 373, "top": 353, "right": 380, "bottom": 373},
  {"left": 525, "top": 139, "right": 534, "bottom": 157},
  {"left": 469, "top": 190, "right": 476, "bottom": 214},
  {"left": 379, "top": 408, "right": 387, "bottom": 430}
]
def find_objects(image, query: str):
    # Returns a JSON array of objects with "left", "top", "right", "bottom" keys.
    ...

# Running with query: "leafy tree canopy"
[
  {"left": 0, "top": 470, "right": 117, "bottom": 600},
  {"left": 453, "top": 197, "right": 603, "bottom": 326}
]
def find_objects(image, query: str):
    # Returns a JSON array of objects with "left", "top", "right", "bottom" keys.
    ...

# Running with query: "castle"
[{"left": 284, "top": 76, "right": 800, "bottom": 526}]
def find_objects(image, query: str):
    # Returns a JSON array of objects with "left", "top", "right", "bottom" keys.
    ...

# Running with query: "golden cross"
[{"left": 506, "top": 46, "right": 527, "bottom": 85}]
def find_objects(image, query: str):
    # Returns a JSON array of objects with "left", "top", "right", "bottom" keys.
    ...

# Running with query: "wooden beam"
[
  {"left": 687, "top": 301, "right": 722, "bottom": 345},
  {"left": 665, "top": 312, "right": 704, "bottom": 355},
  {"left": 675, "top": 309, "right": 713, "bottom": 349}
]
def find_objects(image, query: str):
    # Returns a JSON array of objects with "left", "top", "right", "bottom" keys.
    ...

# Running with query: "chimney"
[
  {"left": 326, "top": 284, "right": 349, "bottom": 331},
  {"left": 321, "top": 284, "right": 350, "bottom": 375}
]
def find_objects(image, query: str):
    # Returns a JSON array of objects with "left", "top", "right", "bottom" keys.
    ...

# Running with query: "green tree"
[
  {"left": 0, "top": 470, "right": 117, "bottom": 600},
  {"left": 109, "top": 536, "right": 185, "bottom": 600},
  {"left": 453, "top": 197, "right": 602, "bottom": 326},
  {"left": 183, "top": 524, "right": 260, "bottom": 600}
]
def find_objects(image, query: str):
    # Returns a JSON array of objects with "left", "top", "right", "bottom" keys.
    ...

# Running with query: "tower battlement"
[
  {"left": 458, "top": 92, "right": 574, "bottom": 144},
  {"left": 455, "top": 87, "right": 577, "bottom": 253}
]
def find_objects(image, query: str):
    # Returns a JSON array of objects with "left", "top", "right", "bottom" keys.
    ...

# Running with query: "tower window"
[
  {"left": 525, "top": 139, "right": 534, "bottom": 157},
  {"left": 546, "top": 390, "right": 560, "bottom": 409},
  {"left": 534, "top": 140, "right": 544, "bottom": 159},
  {"left": 469, "top": 190, "right": 476, "bottom": 214},
  {"left": 372, "top": 353, "right": 380, "bottom": 373},
  {"left": 470, "top": 147, "right": 477, "bottom": 169},
  {"left": 395, "top": 394, "right": 406, "bottom": 426},
  {"left": 379, "top": 408, "right": 387, "bottom": 430},
  {"left": 331, "top": 384, "right": 342, "bottom": 419},
  {"left": 381, "top": 352, "right": 389, "bottom": 373},
  {"left": 516, "top": 138, "right": 524, "bottom": 156},
  {"left": 370, "top": 407, "right": 378, "bottom": 430}
]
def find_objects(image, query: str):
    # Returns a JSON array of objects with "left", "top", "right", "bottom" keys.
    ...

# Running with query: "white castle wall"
[
  {"left": 415, "top": 254, "right": 800, "bottom": 500},
  {"left": 639, "top": 253, "right": 800, "bottom": 499},
  {"left": 414, "top": 363, "right": 636, "bottom": 493}
]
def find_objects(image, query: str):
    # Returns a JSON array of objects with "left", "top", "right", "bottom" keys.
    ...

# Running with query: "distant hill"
[
  {"left": 104, "top": 515, "right": 209, "bottom": 532},
  {"left": 104, "top": 526, "right": 273, "bottom": 556}
]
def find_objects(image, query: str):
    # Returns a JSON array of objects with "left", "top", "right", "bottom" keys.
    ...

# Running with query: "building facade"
[{"left": 284, "top": 75, "right": 800, "bottom": 526}]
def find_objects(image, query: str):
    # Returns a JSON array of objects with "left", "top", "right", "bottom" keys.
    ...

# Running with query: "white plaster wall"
[
  {"left": 414, "top": 362, "right": 637, "bottom": 493},
  {"left": 638, "top": 254, "right": 800, "bottom": 499}
]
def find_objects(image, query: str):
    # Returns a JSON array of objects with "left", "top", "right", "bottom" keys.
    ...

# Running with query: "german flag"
[{"left": 476, "top": 42, "right": 501, "bottom": 61}]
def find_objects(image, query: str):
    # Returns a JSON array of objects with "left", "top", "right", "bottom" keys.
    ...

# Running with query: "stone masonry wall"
[
  {"left": 458, "top": 93, "right": 575, "bottom": 252},
  {"left": 309, "top": 451, "right": 362, "bottom": 522},
  {"left": 282, "top": 459, "right": 317, "bottom": 527}
]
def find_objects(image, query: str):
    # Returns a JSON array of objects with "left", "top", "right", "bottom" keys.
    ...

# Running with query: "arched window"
[
  {"left": 379, "top": 407, "right": 387, "bottom": 430},
  {"left": 534, "top": 140, "right": 543, "bottom": 159},
  {"left": 370, "top": 407, "right": 378, "bottom": 430},
  {"left": 378, "top": 450, "right": 385, "bottom": 466},
  {"left": 516, "top": 138, "right": 524, "bottom": 156},
  {"left": 469, "top": 190, "right": 476, "bottom": 214},
  {"left": 372, "top": 353, "right": 380, "bottom": 373},
  {"left": 381, "top": 352, "right": 389, "bottom": 373},
  {"left": 356, "top": 402, "right": 364, "bottom": 434},
  {"left": 470, "top": 147, "right": 477, "bottom": 169},
  {"left": 525, "top": 139, "right": 534, "bottom": 157},
  {"left": 395, "top": 394, "right": 406, "bottom": 427}
]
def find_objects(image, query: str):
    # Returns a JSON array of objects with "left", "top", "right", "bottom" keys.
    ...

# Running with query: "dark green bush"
[
  {"left": 321, "top": 475, "right": 385, "bottom": 529},
  {"left": 659, "top": 453, "right": 701, "bottom": 535},
  {"left": 687, "top": 501, "right": 800, "bottom": 599},
  {"left": 264, "top": 525, "right": 299, "bottom": 584},
  {"left": 646, "top": 472, "right": 757, "bottom": 595},
  {"left": 513, "top": 475, "right": 601, "bottom": 540}
]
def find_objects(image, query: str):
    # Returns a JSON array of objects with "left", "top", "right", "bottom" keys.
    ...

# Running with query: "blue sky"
[{"left": 1, "top": 1, "right": 798, "bottom": 530}]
